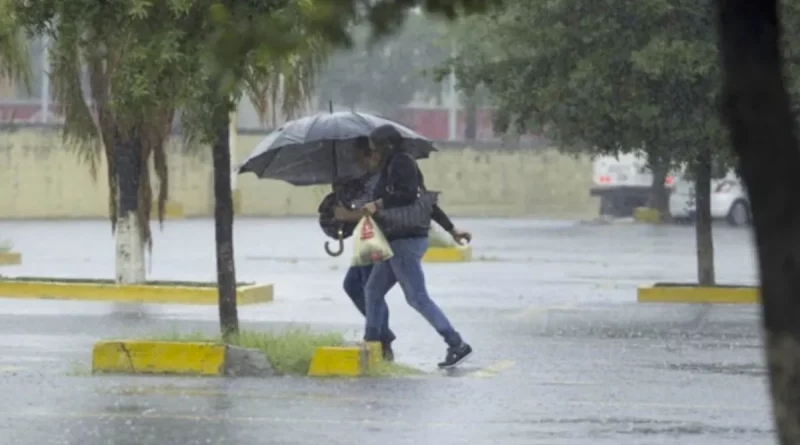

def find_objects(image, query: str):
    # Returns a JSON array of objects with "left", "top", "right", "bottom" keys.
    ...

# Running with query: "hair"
[
  {"left": 369, "top": 124, "right": 405, "bottom": 155},
  {"left": 353, "top": 135, "right": 371, "bottom": 158}
]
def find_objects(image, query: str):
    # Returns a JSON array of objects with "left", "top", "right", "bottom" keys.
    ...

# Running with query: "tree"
[
  {"left": 177, "top": 0, "right": 329, "bottom": 339},
  {"left": 445, "top": 0, "right": 729, "bottom": 285},
  {"left": 717, "top": 1, "right": 800, "bottom": 443},
  {"left": 13, "top": 0, "right": 204, "bottom": 284},
  {"left": 0, "top": 3, "right": 32, "bottom": 93}
]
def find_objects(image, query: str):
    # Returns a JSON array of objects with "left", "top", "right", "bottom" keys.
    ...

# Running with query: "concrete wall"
[{"left": 0, "top": 129, "right": 597, "bottom": 219}]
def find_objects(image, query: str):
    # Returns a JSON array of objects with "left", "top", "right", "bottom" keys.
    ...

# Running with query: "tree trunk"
[
  {"left": 464, "top": 94, "right": 478, "bottom": 142},
  {"left": 212, "top": 113, "right": 239, "bottom": 340},
  {"left": 717, "top": 1, "right": 800, "bottom": 443},
  {"left": 693, "top": 148, "right": 715, "bottom": 286},
  {"left": 114, "top": 129, "right": 145, "bottom": 284},
  {"left": 648, "top": 156, "right": 670, "bottom": 220}
]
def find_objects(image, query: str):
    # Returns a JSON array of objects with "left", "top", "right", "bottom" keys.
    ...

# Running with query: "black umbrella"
[
  {"left": 237, "top": 111, "right": 437, "bottom": 257},
  {"left": 237, "top": 111, "right": 437, "bottom": 186}
]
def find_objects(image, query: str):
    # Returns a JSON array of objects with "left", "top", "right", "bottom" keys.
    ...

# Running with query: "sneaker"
[
  {"left": 382, "top": 343, "right": 395, "bottom": 362},
  {"left": 437, "top": 343, "right": 472, "bottom": 369}
]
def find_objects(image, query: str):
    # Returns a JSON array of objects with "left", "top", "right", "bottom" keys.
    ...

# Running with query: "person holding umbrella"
[
  {"left": 350, "top": 125, "right": 473, "bottom": 368},
  {"left": 331, "top": 136, "right": 470, "bottom": 363}
]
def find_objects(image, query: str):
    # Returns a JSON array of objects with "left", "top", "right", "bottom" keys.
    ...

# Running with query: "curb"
[
  {"left": 0, "top": 278, "right": 273, "bottom": 305},
  {"left": 422, "top": 245, "right": 473, "bottom": 263},
  {"left": 308, "top": 342, "right": 382, "bottom": 377},
  {"left": 150, "top": 201, "right": 185, "bottom": 220},
  {"left": 92, "top": 340, "right": 273, "bottom": 376},
  {"left": 0, "top": 252, "right": 21, "bottom": 266},
  {"left": 633, "top": 207, "right": 662, "bottom": 224},
  {"left": 637, "top": 284, "right": 758, "bottom": 304}
]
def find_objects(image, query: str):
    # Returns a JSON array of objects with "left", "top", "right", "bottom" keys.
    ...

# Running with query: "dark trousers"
[{"left": 343, "top": 265, "right": 396, "bottom": 345}]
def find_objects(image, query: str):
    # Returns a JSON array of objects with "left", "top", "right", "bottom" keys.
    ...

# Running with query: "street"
[{"left": 0, "top": 218, "right": 770, "bottom": 445}]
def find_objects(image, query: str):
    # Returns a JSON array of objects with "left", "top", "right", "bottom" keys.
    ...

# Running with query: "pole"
[
  {"left": 447, "top": 43, "right": 457, "bottom": 141},
  {"left": 40, "top": 35, "right": 50, "bottom": 124}
]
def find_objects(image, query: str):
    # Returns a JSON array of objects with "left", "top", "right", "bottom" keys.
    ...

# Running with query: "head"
[
  {"left": 369, "top": 124, "right": 405, "bottom": 155},
  {"left": 353, "top": 135, "right": 382, "bottom": 172}
]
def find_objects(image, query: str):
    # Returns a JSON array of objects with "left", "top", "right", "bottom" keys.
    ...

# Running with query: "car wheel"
[{"left": 726, "top": 200, "right": 751, "bottom": 226}]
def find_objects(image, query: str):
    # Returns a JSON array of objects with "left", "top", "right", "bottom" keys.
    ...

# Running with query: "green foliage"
[
  {"left": 151, "top": 327, "right": 347, "bottom": 375},
  {"left": 446, "top": 0, "right": 731, "bottom": 170}
]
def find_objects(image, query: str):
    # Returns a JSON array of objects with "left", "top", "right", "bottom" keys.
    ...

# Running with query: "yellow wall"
[{"left": 0, "top": 130, "right": 597, "bottom": 219}]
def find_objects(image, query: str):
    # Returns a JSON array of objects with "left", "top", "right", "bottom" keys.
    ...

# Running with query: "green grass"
[
  {"left": 148, "top": 327, "right": 425, "bottom": 377},
  {"left": 150, "top": 327, "right": 346, "bottom": 375}
]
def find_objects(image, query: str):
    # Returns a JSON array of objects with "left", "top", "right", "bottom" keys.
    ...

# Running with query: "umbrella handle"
[{"left": 324, "top": 229, "right": 345, "bottom": 257}]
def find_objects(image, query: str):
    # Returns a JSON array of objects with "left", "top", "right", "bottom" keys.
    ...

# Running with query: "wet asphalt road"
[{"left": 0, "top": 218, "right": 772, "bottom": 444}]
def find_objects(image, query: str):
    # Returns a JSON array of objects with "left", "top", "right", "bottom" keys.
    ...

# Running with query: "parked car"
[
  {"left": 590, "top": 152, "right": 679, "bottom": 217},
  {"left": 668, "top": 172, "right": 751, "bottom": 226}
]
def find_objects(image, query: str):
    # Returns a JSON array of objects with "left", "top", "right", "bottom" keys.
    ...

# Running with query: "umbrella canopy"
[{"left": 237, "top": 111, "right": 437, "bottom": 185}]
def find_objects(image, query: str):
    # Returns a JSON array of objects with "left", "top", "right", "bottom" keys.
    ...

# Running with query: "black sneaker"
[
  {"left": 438, "top": 343, "right": 472, "bottom": 369},
  {"left": 382, "top": 343, "right": 395, "bottom": 362}
]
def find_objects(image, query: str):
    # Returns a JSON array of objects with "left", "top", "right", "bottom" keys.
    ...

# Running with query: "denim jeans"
[
  {"left": 364, "top": 237, "right": 463, "bottom": 348},
  {"left": 343, "top": 265, "right": 396, "bottom": 345}
]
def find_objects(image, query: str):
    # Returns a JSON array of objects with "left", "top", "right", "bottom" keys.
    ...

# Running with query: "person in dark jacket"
[
  {"left": 355, "top": 124, "right": 473, "bottom": 368},
  {"left": 332, "top": 136, "right": 470, "bottom": 362}
]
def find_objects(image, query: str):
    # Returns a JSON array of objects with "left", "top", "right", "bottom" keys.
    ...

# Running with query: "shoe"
[
  {"left": 382, "top": 343, "right": 395, "bottom": 362},
  {"left": 438, "top": 343, "right": 472, "bottom": 369}
]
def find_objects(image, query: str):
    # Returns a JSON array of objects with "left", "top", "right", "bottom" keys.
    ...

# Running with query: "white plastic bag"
[{"left": 351, "top": 216, "right": 394, "bottom": 266}]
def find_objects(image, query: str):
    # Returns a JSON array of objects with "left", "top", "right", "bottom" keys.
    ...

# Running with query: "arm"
[
  {"left": 379, "top": 154, "right": 421, "bottom": 209},
  {"left": 431, "top": 204, "right": 455, "bottom": 232},
  {"left": 333, "top": 205, "right": 363, "bottom": 222}
]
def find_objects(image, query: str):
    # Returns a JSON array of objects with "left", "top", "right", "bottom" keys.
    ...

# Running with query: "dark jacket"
[{"left": 373, "top": 151, "right": 454, "bottom": 240}]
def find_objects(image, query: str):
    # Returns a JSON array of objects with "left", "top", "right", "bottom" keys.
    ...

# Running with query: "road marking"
[{"left": 464, "top": 359, "right": 516, "bottom": 378}]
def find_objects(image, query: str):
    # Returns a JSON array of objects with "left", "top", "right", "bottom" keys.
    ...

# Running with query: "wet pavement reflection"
[{"left": 0, "top": 218, "right": 771, "bottom": 444}]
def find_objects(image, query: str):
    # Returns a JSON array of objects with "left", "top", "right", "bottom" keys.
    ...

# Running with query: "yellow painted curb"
[
  {"left": 0, "top": 279, "right": 273, "bottom": 305},
  {"left": 308, "top": 341, "right": 381, "bottom": 377},
  {"left": 633, "top": 207, "right": 662, "bottom": 224},
  {"left": 637, "top": 285, "right": 758, "bottom": 304},
  {"left": 423, "top": 245, "right": 473, "bottom": 263},
  {"left": 151, "top": 201, "right": 185, "bottom": 220},
  {"left": 93, "top": 341, "right": 226, "bottom": 376},
  {"left": 0, "top": 252, "right": 21, "bottom": 266}
]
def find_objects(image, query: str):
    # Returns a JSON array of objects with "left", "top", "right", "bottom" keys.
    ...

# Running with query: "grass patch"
[{"left": 150, "top": 327, "right": 346, "bottom": 375}]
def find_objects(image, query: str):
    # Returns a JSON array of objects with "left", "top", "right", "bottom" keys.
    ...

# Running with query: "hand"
[
  {"left": 332, "top": 204, "right": 350, "bottom": 221},
  {"left": 449, "top": 228, "right": 472, "bottom": 245},
  {"left": 361, "top": 201, "right": 379, "bottom": 215}
]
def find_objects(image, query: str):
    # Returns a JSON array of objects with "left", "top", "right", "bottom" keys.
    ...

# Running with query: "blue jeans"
[
  {"left": 343, "top": 265, "right": 396, "bottom": 345},
  {"left": 364, "top": 237, "right": 463, "bottom": 347}
]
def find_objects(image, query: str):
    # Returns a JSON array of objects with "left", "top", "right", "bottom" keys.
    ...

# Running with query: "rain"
[{"left": 0, "top": 1, "right": 792, "bottom": 445}]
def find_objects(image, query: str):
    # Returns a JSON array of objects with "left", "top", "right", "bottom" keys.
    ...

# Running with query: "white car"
[{"left": 668, "top": 173, "right": 751, "bottom": 226}]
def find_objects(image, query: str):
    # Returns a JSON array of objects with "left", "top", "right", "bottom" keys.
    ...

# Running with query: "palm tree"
[
  {"left": 38, "top": 4, "right": 199, "bottom": 284},
  {"left": 0, "top": 9, "right": 31, "bottom": 95}
]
